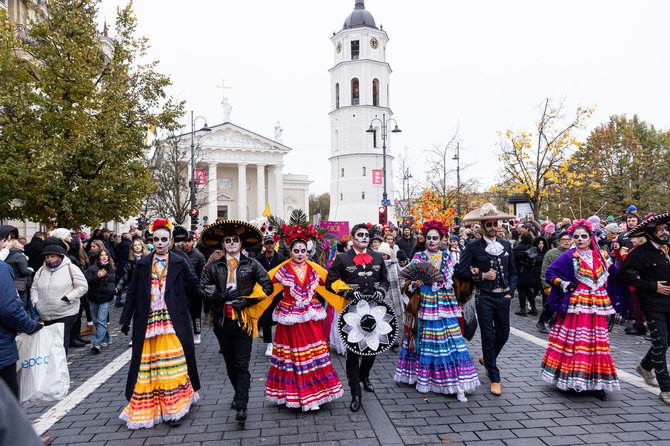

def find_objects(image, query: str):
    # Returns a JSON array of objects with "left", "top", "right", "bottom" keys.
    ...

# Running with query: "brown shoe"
[
  {"left": 490, "top": 382, "right": 502, "bottom": 396},
  {"left": 479, "top": 356, "right": 488, "bottom": 377},
  {"left": 41, "top": 436, "right": 53, "bottom": 445},
  {"left": 108, "top": 322, "right": 112, "bottom": 333},
  {"left": 80, "top": 325, "right": 94, "bottom": 336}
]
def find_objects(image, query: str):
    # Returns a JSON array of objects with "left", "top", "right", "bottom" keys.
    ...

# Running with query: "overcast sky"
[{"left": 98, "top": 0, "right": 670, "bottom": 196}]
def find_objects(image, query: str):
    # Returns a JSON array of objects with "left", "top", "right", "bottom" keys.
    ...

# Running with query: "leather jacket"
[
  {"left": 198, "top": 253, "right": 273, "bottom": 327},
  {"left": 456, "top": 237, "right": 518, "bottom": 295}
]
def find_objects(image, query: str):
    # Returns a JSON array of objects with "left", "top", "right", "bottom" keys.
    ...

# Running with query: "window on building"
[
  {"left": 372, "top": 79, "right": 379, "bottom": 106},
  {"left": 362, "top": 167, "right": 366, "bottom": 176},
  {"left": 362, "top": 191, "right": 365, "bottom": 200},
  {"left": 373, "top": 128, "right": 378, "bottom": 148},
  {"left": 341, "top": 168, "right": 344, "bottom": 177},
  {"left": 335, "top": 83, "right": 340, "bottom": 109},
  {"left": 340, "top": 193, "right": 343, "bottom": 201},
  {"left": 351, "top": 40, "right": 360, "bottom": 60},
  {"left": 351, "top": 78, "right": 359, "bottom": 106}
]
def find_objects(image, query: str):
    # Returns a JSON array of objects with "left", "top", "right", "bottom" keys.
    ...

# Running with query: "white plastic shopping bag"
[{"left": 18, "top": 323, "right": 70, "bottom": 406}]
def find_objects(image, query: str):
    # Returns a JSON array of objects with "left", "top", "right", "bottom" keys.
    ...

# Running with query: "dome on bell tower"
[{"left": 343, "top": 0, "right": 377, "bottom": 29}]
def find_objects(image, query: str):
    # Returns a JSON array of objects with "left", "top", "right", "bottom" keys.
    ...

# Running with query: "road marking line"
[
  {"left": 32, "top": 348, "right": 132, "bottom": 435},
  {"left": 510, "top": 327, "right": 658, "bottom": 395}
]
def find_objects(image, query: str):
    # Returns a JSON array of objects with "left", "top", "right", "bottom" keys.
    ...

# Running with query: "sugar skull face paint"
[
  {"left": 426, "top": 229, "right": 441, "bottom": 252},
  {"left": 152, "top": 229, "right": 171, "bottom": 255},
  {"left": 353, "top": 229, "right": 369, "bottom": 251},
  {"left": 290, "top": 241, "right": 308, "bottom": 264},
  {"left": 223, "top": 236, "right": 241, "bottom": 255}
]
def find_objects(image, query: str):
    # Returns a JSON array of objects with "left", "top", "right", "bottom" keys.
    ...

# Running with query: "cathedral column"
[
  {"left": 238, "top": 163, "right": 248, "bottom": 220},
  {"left": 207, "top": 162, "right": 218, "bottom": 223},
  {"left": 256, "top": 164, "right": 266, "bottom": 218},
  {"left": 273, "top": 165, "right": 283, "bottom": 218}
]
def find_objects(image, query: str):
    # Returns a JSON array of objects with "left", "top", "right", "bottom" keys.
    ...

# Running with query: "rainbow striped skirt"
[{"left": 120, "top": 308, "right": 198, "bottom": 429}]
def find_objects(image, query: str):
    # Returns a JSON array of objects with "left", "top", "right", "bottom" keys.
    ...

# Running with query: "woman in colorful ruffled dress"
[
  {"left": 262, "top": 223, "right": 346, "bottom": 411},
  {"left": 118, "top": 219, "right": 201, "bottom": 428},
  {"left": 395, "top": 220, "right": 480, "bottom": 402},
  {"left": 541, "top": 219, "right": 620, "bottom": 400}
]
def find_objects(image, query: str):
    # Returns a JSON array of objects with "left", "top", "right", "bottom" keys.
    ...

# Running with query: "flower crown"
[
  {"left": 421, "top": 220, "right": 449, "bottom": 236},
  {"left": 567, "top": 219, "right": 596, "bottom": 236},
  {"left": 150, "top": 219, "right": 173, "bottom": 232},
  {"left": 274, "top": 223, "right": 324, "bottom": 245}
]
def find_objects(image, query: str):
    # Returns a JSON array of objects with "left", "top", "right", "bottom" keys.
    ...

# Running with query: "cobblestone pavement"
[{"left": 25, "top": 299, "right": 670, "bottom": 446}]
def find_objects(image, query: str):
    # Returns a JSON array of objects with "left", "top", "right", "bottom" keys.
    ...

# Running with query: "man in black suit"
[
  {"left": 456, "top": 204, "right": 517, "bottom": 396},
  {"left": 325, "top": 223, "right": 389, "bottom": 412}
]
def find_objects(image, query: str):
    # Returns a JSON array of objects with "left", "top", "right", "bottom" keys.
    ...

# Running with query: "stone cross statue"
[{"left": 274, "top": 121, "right": 283, "bottom": 142}]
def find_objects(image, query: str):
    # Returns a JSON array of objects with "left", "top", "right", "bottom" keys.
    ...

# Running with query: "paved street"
[{"left": 25, "top": 302, "right": 670, "bottom": 446}]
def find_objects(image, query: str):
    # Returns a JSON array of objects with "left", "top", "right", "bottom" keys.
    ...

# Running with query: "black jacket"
[
  {"left": 116, "top": 257, "right": 138, "bottom": 291},
  {"left": 456, "top": 237, "right": 518, "bottom": 295},
  {"left": 396, "top": 236, "right": 416, "bottom": 258},
  {"left": 84, "top": 257, "right": 116, "bottom": 304},
  {"left": 114, "top": 238, "right": 132, "bottom": 273},
  {"left": 198, "top": 253, "right": 273, "bottom": 327},
  {"left": 254, "top": 251, "right": 285, "bottom": 272},
  {"left": 325, "top": 248, "right": 390, "bottom": 295},
  {"left": 618, "top": 241, "right": 670, "bottom": 313},
  {"left": 181, "top": 248, "right": 206, "bottom": 278},
  {"left": 23, "top": 237, "right": 45, "bottom": 272},
  {"left": 513, "top": 241, "right": 534, "bottom": 287}
]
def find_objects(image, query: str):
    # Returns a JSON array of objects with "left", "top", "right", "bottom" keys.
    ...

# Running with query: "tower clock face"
[
  {"left": 336, "top": 42, "right": 342, "bottom": 53},
  {"left": 370, "top": 37, "right": 379, "bottom": 49}
]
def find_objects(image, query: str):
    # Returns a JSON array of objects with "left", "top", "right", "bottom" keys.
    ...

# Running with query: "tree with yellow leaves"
[
  {"left": 493, "top": 99, "right": 594, "bottom": 218},
  {"left": 409, "top": 189, "right": 456, "bottom": 230}
]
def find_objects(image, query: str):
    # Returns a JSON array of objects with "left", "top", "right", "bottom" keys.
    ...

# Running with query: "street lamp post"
[
  {"left": 190, "top": 110, "right": 211, "bottom": 217},
  {"left": 367, "top": 113, "right": 401, "bottom": 214},
  {"left": 453, "top": 142, "right": 461, "bottom": 224},
  {"left": 402, "top": 170, "right": 413, "bottom": 200}
]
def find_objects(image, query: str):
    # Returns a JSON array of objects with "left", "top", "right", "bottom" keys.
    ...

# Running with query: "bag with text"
[{"left": 18, "top": 323, "right": 70, "bottom": 406}]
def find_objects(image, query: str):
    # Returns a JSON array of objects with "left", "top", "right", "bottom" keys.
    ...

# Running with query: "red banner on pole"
[
  {"left": 372, "top": 169, "right": 383, "bottom": 187},
  {"left": 195, "top": 169, "right": 207, "bottom": 187}
]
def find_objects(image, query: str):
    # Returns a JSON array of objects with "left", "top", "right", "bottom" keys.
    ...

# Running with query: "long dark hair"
[{"left": 91, "top": 248, "right": 115, "bottom": 273}]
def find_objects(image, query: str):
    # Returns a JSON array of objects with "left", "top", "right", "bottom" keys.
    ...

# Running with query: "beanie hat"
[
  {"left": 544, "top": 223, "right": 556, "bottom": 234},
  {"left": 50, "top": 228, "right": 71, "bottom": 240},
  {"left": 450, "top": 235, "right": 459, "bottom": 242},
  {"left": 627, "top": 205, "right": 637, "bottom": 213},
  {"left": 396, "top": 249, "right": 408, "bottom": 261},
  {"left": 605, "top": 223, "right": 619, "bottom": 234},
  {"left": 0, "top": 225, "right": 18, "bottom": 241},
  {"left": 41, "top": 244, "right": 67, "bottom": 257},
  {"left": 376, "top": 242, "right": 394, "bottom": 258},
  {"left": 606, "top": 215, "right": 615, "bottom": 223},
  {"left": 587, "top": 215, "right": 601, "bottom": 226}
]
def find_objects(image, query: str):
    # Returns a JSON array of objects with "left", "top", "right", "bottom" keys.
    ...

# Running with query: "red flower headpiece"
[
  {"left": 567, "top": 219, "right": 596, "bottom": 236},
  {"left": 150, "top": 219, "right": 173, "bottom": 232},
  {"left": 421, "top": 220, "right": 449, "bottom": 236},
  {"left": 277, "top": 223, "right": 324, "bottom": 245}
]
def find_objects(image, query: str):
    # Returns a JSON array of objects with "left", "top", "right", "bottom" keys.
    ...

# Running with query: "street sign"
[
  {"left": 397, "top": 211, "right": 412, "bottom": 217},
  {"left": 381, "top": 199, "right": 391, "bottom": 206},
  {"left": 398, "top": 200, "right": 410, "bottom": 210}
]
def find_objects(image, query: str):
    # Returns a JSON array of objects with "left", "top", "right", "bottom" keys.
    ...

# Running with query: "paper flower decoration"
[{"left": 341, "top": 299, "right": 394, "bottom": 353}]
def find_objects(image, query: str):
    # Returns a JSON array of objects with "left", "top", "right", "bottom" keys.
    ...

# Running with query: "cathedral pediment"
[{"left": 189, "top": 122, "right": 291, "bottom": 154}]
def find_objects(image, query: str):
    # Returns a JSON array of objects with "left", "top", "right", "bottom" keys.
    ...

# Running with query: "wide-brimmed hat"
[
  {"left": 41, "top": 244, "right": 67, "bottom": 257},
  {"left": 626, "top": 213, "right": 670, "bottom": 237},
  {"left": 463, "top": 203, "right": 515, "bottom": 222},
  {"left": 200, "top": 220, "right": 263, "bottom": 249},
  {"left": 338, "top": 292, "right": 399, "bottom": 356}
]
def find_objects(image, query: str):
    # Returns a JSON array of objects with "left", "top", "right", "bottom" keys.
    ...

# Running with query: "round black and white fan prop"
[{"left": 338, "top": 291, "right": 399, "bottom": 356}]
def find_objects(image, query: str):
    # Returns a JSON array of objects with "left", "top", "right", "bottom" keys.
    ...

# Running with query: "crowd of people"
[{"left": 1, "top": 200, "right": 669, "bottom": 438}]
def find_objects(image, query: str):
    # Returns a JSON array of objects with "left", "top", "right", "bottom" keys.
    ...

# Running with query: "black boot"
[
  {"left": 235, "top": 408, "right": 247, "bottom": 422},
  {"left": 69, "top": 338, "right": 86, "bottom": 348},
  {"left": 594, "top": 389, "right": 607, "bottom": 401},
  {"left": 515, "top": 310, "right": 527, "bottom": 316},
  {"left": 350, "top": 395, "right": 361, "bottom": 412},
  {"left": 75, "top": 336, "right": 90, "bottom": 345},
  {"left": 362, "top": 377, "right": 375, "bottom": 393},
  {"left": 528, "top": 304, "right": 538, "bottom": 316}
]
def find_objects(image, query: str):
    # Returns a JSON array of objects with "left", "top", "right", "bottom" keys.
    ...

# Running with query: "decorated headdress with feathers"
[{"left": 268, "top": 209, "right": 338, "bottom": 259}]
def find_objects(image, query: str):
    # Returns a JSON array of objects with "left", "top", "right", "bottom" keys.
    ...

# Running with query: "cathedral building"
[{"left": 328, "top": 0, "right": 397, "bottom": 223}]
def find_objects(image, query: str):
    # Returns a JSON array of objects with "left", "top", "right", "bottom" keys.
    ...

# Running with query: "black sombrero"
[
  {"left": 338, "top": 292, "right": 399, "bottom": 357},
  {"left": 200, "top": 220, "right": 263, "bottom": 249},
  {"left": 626, "top": 213, "right": 670, "bottom": 237}
]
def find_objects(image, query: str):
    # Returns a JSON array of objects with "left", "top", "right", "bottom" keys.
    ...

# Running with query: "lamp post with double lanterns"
[
  {"left": 367, "top": 113, "right": 401, "bottom": 218},
  {"left": 190, "top": 111, "right": 211, "bottom": 230}
]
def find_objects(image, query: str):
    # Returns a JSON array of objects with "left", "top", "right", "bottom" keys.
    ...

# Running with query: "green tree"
[
  {"left": 308, "top": 193, "right": 330, "bottom": 221},
  {"left": 568, "top": 115, "right": 670, "bottom": 217},
  {"left": 0, "top": 1, "right": 182, "bottom": 228}
]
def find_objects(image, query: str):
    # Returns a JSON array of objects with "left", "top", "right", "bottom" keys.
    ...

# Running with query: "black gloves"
[
  {"left": 231, "top": 297, "right": 251, "bottom": 311},
  {"left": 566, "top": 281, "right": 579, "bottom": 292},
  {"left": 223, "top": 287, "right": 241, "bottom": 302},
  {"left": 61, "top": 295, "right": 70, "bottom": 303},
  {"left": 32, "top": 322, "right": 44, "bottom": 334},
  {"left": 121, "top": 325, "right": 130, "bottom": 335}
]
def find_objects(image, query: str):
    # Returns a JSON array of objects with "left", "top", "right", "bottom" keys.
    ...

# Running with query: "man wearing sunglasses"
[
  {"left": 325, "top": 223, "right": 390, "bottom": 412},
  {"left": 456, "top": 203, "right": 518, "bottom": 396},
  {"left": 199, "top": 221, "right": 273, "bottom": 422}
]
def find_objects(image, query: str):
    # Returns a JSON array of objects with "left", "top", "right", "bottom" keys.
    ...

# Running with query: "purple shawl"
[{"left": 545, "top": 248, "right": 625, "bottom": 313}]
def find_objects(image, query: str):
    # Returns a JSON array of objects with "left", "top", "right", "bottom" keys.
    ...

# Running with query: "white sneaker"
[
  {"left": 265, "top": 343, "right": 273, "bottom": 357},
  {"left": 128, "top": 340, "right": 132, "bottom": 347},
  {"left": 101, "top": 342, "right": 108, "bottom": 347},
  {"left": 661, "top": 391, "right": 670, "bottom": 406},
  {"left": 309, "top": 405, "right": 320, "bottom": 411},
  {"left": 636, "top": 364, "right": 659, "bottom": 387},
  {"left": 193, "top": 334, "right": 201, "bottom": 345}
]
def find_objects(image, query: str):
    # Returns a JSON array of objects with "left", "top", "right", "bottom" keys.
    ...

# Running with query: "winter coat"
[
  {"left": 119, "top": 253, "right": 200, "bottom": 401},
  {"left": 396, "top": 236, "right": 416, "bottom": 258},
  {"left": 181, "top": 248, "right": 206, "bottom": 278},
  {"left": 513, "top": 241, "right": 535, "bottom": 286},
  {"left": 4, "top": 248, "right": 32, "bottom": 293},
  {"left": 619, "top": 240, "right": 670, "bottom": 313},
  {"left": 31, "top": 256, "right": 88, "bottom": 321},
  {"left": 84, "top": 259, "right": 116, "bottom": 304},
  {"left": 23, "top": 237, "right": 45, "bottom": 272},
  {"left": 0, "top": 261, "right": 39, "bottom": 370},
  {"left": 116, "top": 256, "right": 140, "bottom": 291},
  {"left": 114, "top": 238, "right": 132, "bottom": 273}
]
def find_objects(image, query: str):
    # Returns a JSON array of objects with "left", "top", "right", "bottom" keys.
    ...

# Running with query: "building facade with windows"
[{"left": 328, "top": 0, "right": 396, "bottom": 223}]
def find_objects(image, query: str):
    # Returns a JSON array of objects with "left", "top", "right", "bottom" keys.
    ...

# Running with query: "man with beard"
[
  {"left": 198, "top": 220, "right": 273, "bottom": 422},
  {"left": 456, "top": 204, "right": 517, "bottom": 396},
  {"left": 325, "top": 223, "right": 389, "bottom": 412},
  {"left": 619, "top": 213, "right": 670, "bottom": 406},
  {"left": 396, "top": 225, "right": 416, "bottom": 256}
]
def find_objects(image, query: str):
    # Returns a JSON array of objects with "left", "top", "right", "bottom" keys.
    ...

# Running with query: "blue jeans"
[
  {"left": 641, "top": 311, "right": 670, "bottom": 392},
  {"left": 115, "top": 286, "right": 126, "bottom": 304},
  {"left": 476, "top": 291, "right": 511, "bottom": 383},
  {"left": 89, "top": 301, "right": 111, "bottom": 347}
]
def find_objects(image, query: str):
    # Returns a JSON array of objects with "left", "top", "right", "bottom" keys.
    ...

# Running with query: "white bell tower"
[{"left": 328, "top": 0, "right": 394, "bottom": 224}]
